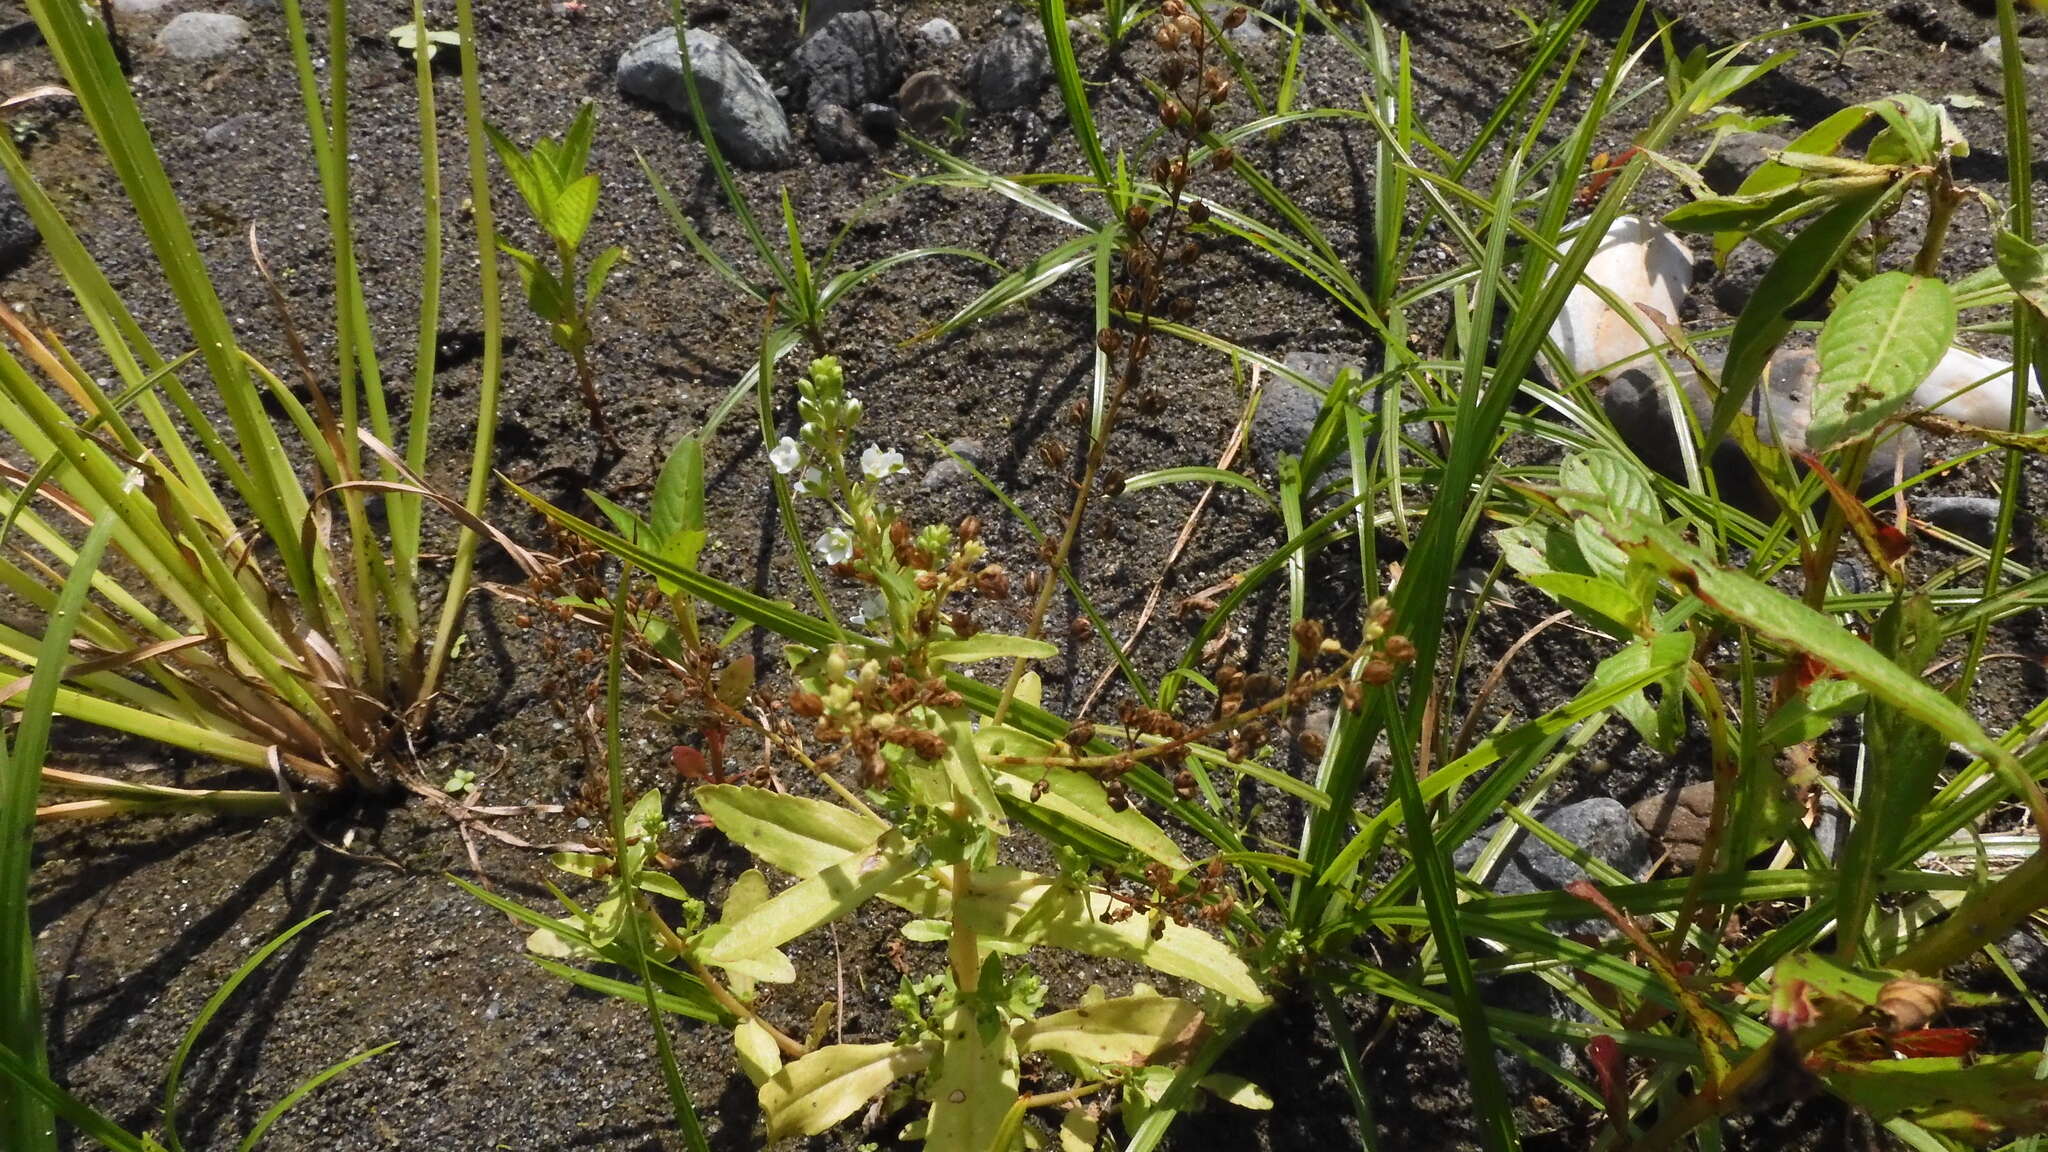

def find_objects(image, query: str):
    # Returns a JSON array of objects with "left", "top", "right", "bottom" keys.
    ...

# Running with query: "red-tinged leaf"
[
  {"left": 672, "top": 745, "right": 709, "bottom": 780},
  {"left": 1587, "top": 1034, "right": 1628, "bottom": 1137},
  {"left": 1887, "top": 1028, "right": 1981, "bottom": 1060},
  {"left": 1798, "top": 450, "right": 1911, "bottom": 580}
]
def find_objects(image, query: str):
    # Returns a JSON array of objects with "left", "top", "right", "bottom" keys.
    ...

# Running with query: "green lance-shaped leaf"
[
  {"left": 695, "top": 784, "right": 888, "bottom": 876},
  {"left": 702, "top": 831, "right": 921, "bottom": 966},
  {"left": 925, "top": 634, "right": 1058, "bottom": 664},
  {"left": 1807, "top": 271, "right": 1956, "bottom": 451},
  {"left": 757, "top": 1042, "right": 932, "bottom": 1140},
  {"left": 692, "top": 869, "right": 792, "bottom": 988},
  {"left": 924, "top": 1003, "right": 1020, "bottom": 1151},
  {"left": 903, "top": 867, "right": 1269, "bottom": 1006},
  {"left": 1012, "top": 995, "right": 1206, "bottom": 1065},
  {"left": 1996, "top": 229, "right": 2048, "bottom": 326},
  {"left": 1819, "top": 1053, "right": 2048, "bottom": 1145},
  {"left": 1605, "top": 519, "right": 2043, "bottom": 828},
  {"left": 975, "top": 724, "right": 1191, "bottom": 869}
]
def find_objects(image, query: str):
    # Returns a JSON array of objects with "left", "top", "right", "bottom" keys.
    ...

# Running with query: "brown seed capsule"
[
  {"left": 1102, "top": 469, "right": 1127, "bottom": 498},
  {"left": 1067, "top": 721, "right": 1095, "bottom": 746},
  {"left": 1160, "top": 56, "right": 1188, "bottom": 86},
  {"left": 1039, "top": 441, "right": 1069, "bottom": 470},
  {"left": 1105, "top": 779, "right": 1129, "bottom": 811},
  {"left": 1024, "top": 569, "right": 1045, "bottom": 597},
  {"left": 790, "top": 690, "right": 824, "bottom": 718},
  {"left": 1210, "top": 146, "right": 1235, "bottom": 171},
  {"left": 1876, "top": 978, "right": 1947, "bottom": 1033},
  {"left": 1070, "top": 397, "right": 1090, "bottom": 424},
  {"left": 1384, "top": 634, "right": 1417, "bottom": 663},
  {"left": 1187, "top": 201, "right": 1212, "bottom": 226},
  {"left": 1159, "top": 100, "right": 1184, "bottom": 129},
  {"left": 1174, "top": 769, "right": 1198, "bottom": 799},
  {"left": 1298, "top": 729, "right": 1327, "bottom": 760},
  {"left": 1361, "top": 659, "right": 1395, "bottom": 685},
  {"left": 1180, "top": 240, "right": 1203, "bottom": 265},
  {"left": 1223, "top": 5, "right": 1248, "bottom": 28},
  {"left": 1097, "top": 328, "right": 1124, "bottom": 355},
  {"left": 1070, "top": 616, "right": 1095, "bottom": 640},
  {"left": 1292, "top": 618, "right": 1325, "bottom": 653},
  {"left": 1155, "top": 21, "right": 1181, "bottom": 51},
  {"left": 976, "top": 565, "right": 1010, "bottom": 600},
  {"left": 1169, "top": 297, "right": 1196, "bottom": 320},
  {"left": 959, "top": 515, "right": 981, "bottom": 541},
  {"left": 1031, "top": 776, "right": 1050, "bottom": 800},
  {"left": 1126, "top": 202, "right": 1152, "bottom": 231}
]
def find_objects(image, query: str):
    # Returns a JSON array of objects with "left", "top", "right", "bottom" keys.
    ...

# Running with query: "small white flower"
[
  {"left": 769, "top": 436, "right": 801, "bottom": 474},
  {"left": 845, "top": 397, "right": 864, "bottom": 422},
  {"left": 851, "top": 589, "right": 889, "bottom": 628},
  {"left": 814, "top": 527, "right": 854, "bottom": 565},
  {"left": 861, "top": 443, "right": 906, "bottom": 480},
  {"left": 799, "top": 466, "right": 825, "bottom": 493}
]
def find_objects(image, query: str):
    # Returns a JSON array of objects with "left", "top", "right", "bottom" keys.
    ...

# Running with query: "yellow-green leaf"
[
  {"left": 758, "top": 1042, "right": 931, "bottom": 1140},
  {"left": 1012, "top": 994, "right": 1205, "bottom": 1065},
  {"left": 1809, "top": 271, "right": 1956, "bottom": 450},
  {"left": 695, "top": 784, "right": 886, "bottom": 875},
  {"left": 924, "top": 1004, "right": 1019, "bottom": 1150},
  {"left": 703, "top": 832, "right": 920, "bottom": 965}
]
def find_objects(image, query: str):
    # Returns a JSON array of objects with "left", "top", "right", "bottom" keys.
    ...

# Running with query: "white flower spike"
[
  {"left": 770, "top": 436, "right": 802, "bottom": 474},
  {"left": 861, "top": 443, "right": 906, "bottom": 480},
  {"left": 814, "top": 527, "right": 854, "bottom": 566}
]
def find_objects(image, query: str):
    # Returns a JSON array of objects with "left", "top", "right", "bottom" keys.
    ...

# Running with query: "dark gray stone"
[
  {"left": 1603, "top": 348, "right": 1923, "bottom": 519},
  {"left": 1701, "top": 130, "right": 1787, "bottom": 195},
  {"left": 791, "top": 11, "right": 902, "bottom": 113},
  {"left": 968, "top": 26, "right": 1050, "bottom": 111},
  {"left": 803, "top": 0, "right": 869, "bottom": 25},
  {"left": 811, "top": 103, "right": 876, "bottom": 161},
  {"left": 1251, "top": 375, "right": 1323, "bottom": 467},
  {"left": 202, "top": 114, "right": 254, "bottom": 150},
  {"left": 859, "top": 102, "right": 899, "bottom": 139},
  {"left": 1709, "top": 242, "right": 1773, "bottom": 319},
  {"left": 897, "top": 69, "right": 970, "bottom": 134},
  {"left": 0, "top": 184, "right": 36, "bottom": 272},
  {"left": 922, "top": 438, "right": 987, "bottom": 492},
  {"left": 1918, "top": 495, "right": 2028, "bottom": 548},
  {"left": 1454, "top": 797, "right": 1652, "bottom": 909},
  {"left": 1976, "top": 35, "right": 2048, "bottom": 77},
  {"left": 155, "top": 11, "right": 248, "bottom": 59},
  {"left": 617, "top": 28, "right": 794, "bottom": 170}
]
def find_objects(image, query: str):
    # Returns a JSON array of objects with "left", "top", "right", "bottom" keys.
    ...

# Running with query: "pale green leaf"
[
  {"left": 1012, "top": 995, "right": 1205, "bottom": 1065},
  {"left": 1809, "top": 271, "right": 1956, "bottom": 450},
  {"left": 926, "top": 634, "right": 1059, "bottom": 664},
  {"left": 924, "top": 1004, "right": 1020, "bottom": 1150},
  {"left": 977, "top": 725, "right": 1191, "bottom": 869},
  {"left": 758, "top": 1042, "right": 931, "bottom": 1140},
  {"left": 695, "top": 785, "right": 886, "bottom": 876},
  {"left": 702, "top": 833, "right": 920, "bottom": 965},
  {"left": 734, "top": 1020, "right": 783, "bottom": 1088},
  {"left": 901, "top": 868, "right": 1269, "bottom": 1006},
  {"left": 1200, "top": 1073, "right": 1274, "bottom": 1110}
]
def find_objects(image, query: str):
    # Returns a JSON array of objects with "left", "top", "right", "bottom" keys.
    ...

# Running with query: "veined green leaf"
[
  {"left": 903, "top": 867, "right": 1268, "bottom": 1006},
  {"left": 702, "top": 832, "right": 919, "bottom": 965},
  {"left": 1996, "top": 228, "right": 2048, "bottom": 325},
  {"left": 694, "top": 784, "right": 886, "bottom": 875},
  {"left": 1608, "top": 521, "right": 2030, "bottom": 794},
  {"left": 923, "top": 1004, "right": 1019, "bottom": 1150},
  {"left": 1013, "top": 995, "right": 1205, "bottom": 1065},
  {"left": 758, "top": 1042, "right": 931, "bottom": 1140},
  {"left": 976, "top": 725, "right": 1191, "bottom": 869},
  {"left": 1808, "top": 272, "right": 1955, "bottom": 451},
  {"left": 1819, "top": 1053, "right": 2047, "bottom": 1144}
]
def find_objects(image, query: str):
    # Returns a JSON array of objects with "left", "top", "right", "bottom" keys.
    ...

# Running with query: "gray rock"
[
  {"left": 1810, "top": 778, "right": 1848, "bottom": 865},
  {"left": 897, "top": 69, "right": 970, "bottom": 134},
  {"left": 811, "top": 103, "right": 876, "bottom": 161},
  {"left": 1454, "top": 797, "right": 1651, "bottom": 912},
  {"left": 616, "top": 28, "right": 794, "bottom": 170},
  {"left": 1252, "top": 351, "right": 1370, "bottom": 468},
  {"left": 1701, "top": 130, "right": 1787, "bottom": 195},
  {"left": 922, "top": 438, "right": 987, "bottom": 492},
  {"left": 112, "top": 0, "right": 179, "bottom": 12},
  {"left": 1709, "top": 242, "right": 1773, "bottom": 319},
  {"left": 914, "top": 17, "right": 962, "bottom": 50},
  {"left": 0, "top": 184, "right": 36, "bottom": 271},
  {"left": 155, "top": 12, "right": 248, "bottom": 59},
  {"left": 968, "top": 26, "right": 1050, "bottom": 111},
  {"left": 201, "top": 114, "right": 255, "bottom": 150},
  {"left": 1603, "top": 348, "right": 1923, "bottom": 519},
  {"left": 791, "top": 11, "right": 902, "bottom": 113},
  {"left": 1977, "top": 35, "right": 2048, "bottom": 77},
  {"left": 1918, "top": 494, "right": 2028, "bottom": 548}
]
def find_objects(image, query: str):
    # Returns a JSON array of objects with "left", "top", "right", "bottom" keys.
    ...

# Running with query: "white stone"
[
  {"left": 1912, "top": 345, "right": 2044, "bottom": 429},
  {"left": 1548, "top": 215, "right": 1694, "bottom": 380}
]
